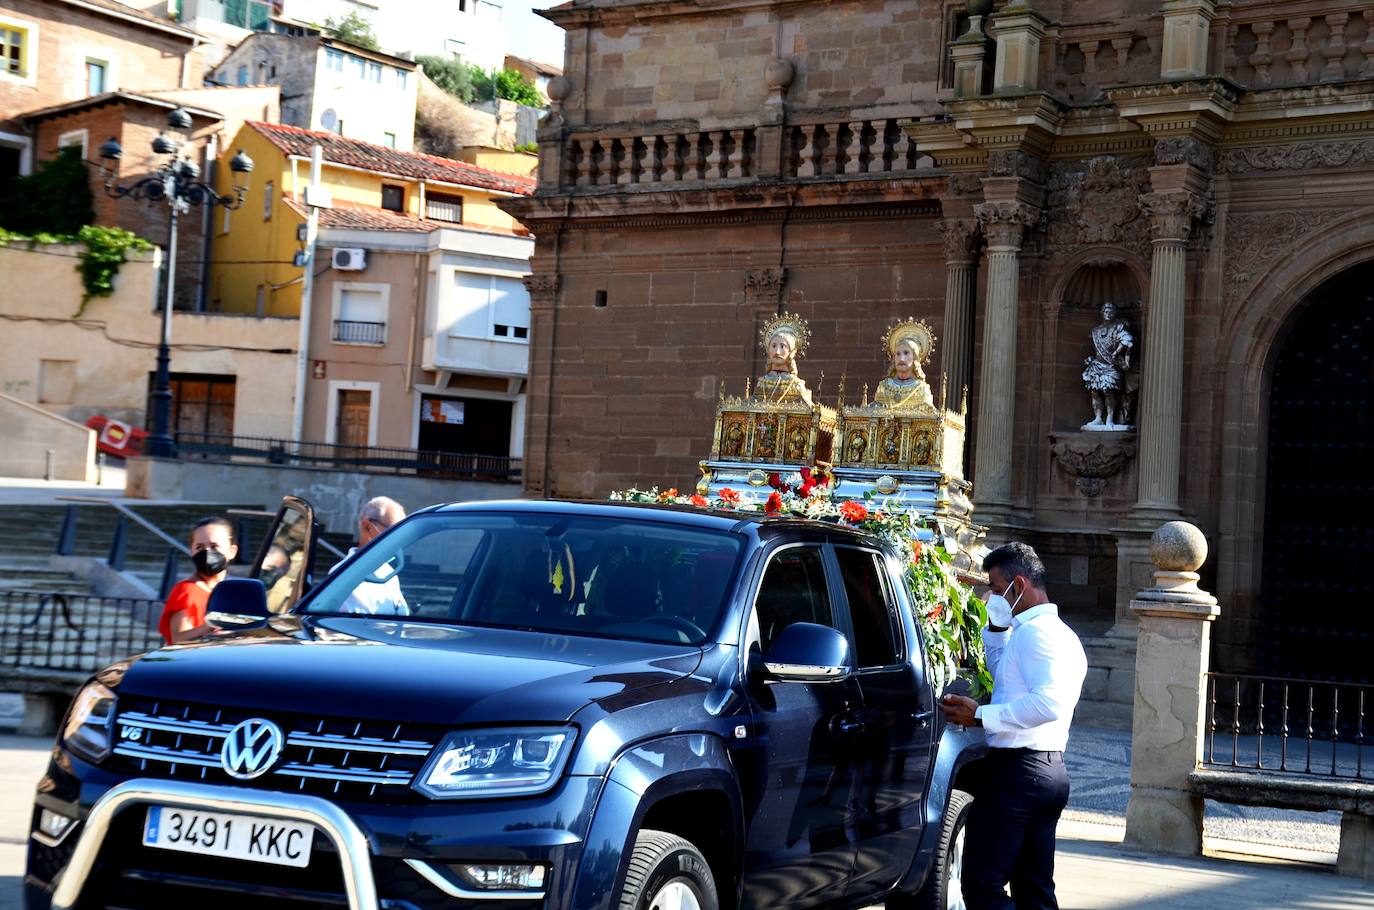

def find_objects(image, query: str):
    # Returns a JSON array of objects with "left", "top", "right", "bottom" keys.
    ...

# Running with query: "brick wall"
[{"left": 0, "top": 0, "right": 194, "bottom": 131}]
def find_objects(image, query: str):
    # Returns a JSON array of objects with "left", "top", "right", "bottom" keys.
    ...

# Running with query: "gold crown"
[
  {"left": 882, "top": 318, "right": 936, "bottom": 364},
  {"left": 760, "top": 312, "right": 812, "bottom": 359}
]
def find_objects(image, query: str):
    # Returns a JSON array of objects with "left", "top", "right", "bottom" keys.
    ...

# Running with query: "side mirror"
[
  {"left": 761, "top": 622, "right": 852, "bottom": 683},
  {"left": 205, "top": 577, "right": 271, "bottom": 628}
]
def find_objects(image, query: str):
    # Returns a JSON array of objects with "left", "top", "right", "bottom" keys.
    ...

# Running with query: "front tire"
[
  {"left": 889, "top": 788, "right": 973, "bottom": 910},
  {"left": 618, "top": 829, "right": 719, "bottom": 910}
]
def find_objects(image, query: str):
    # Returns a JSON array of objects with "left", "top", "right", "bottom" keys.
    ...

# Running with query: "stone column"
[
  {"left": 972, "top": 202, "right": 1036, "bottom": 512},
  {"left": 1134, "top": 190, "right": 1207, "bottom": 519},
  {"left": 1160, "top": 0, "right": 1218, "bottom": 80},
  {"left": 937, "top": 219, "right": 979, "bottom": 406},
  {"left": 1124, "top": 521, "right": 1219, "bottom": 856}
]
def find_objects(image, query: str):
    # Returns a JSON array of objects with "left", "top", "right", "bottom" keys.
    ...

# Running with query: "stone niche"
[{"left": 1048, "top": 260, "right": 1142, "bottom": 503}]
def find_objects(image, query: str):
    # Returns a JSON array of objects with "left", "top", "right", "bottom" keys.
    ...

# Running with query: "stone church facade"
[{"left": 505, "top": 0, "right": 1374, "bottom": 684}]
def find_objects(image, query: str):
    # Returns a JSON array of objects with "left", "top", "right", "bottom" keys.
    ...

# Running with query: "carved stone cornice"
[
  {"left": 1217, "top": 138, "right": 1374, "bottom": 174},
  {"left": 975, "top": 201, "right": 1039, "bottom": 250},
  {"left": 987, "top": 149, "right": 1048, "bottom": 183},
  {"left": 936, "top": 219, "right": 981, "bottom": 264},
  {"left": 1139, "top": 191, "right": 1213, "bottom": 244},
  {"left": 744, "top": 267, "right": 787, "bottom": 307},
  {"left": 522, "top": 274, "right": 560, "bottom": 308}
]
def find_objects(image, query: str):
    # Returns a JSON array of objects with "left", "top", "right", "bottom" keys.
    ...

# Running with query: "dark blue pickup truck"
[{"left": 26, "top": 499, "right": 987, "bottom": 910}]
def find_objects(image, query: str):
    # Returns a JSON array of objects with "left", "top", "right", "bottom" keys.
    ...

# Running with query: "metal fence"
[
  {"left": 1204, "top": 671, "right": 1371, "bottom": 780},
  {"left": 0, "top": 592, "right": 163, "bottom": 675},
  {"left": 175, "top": 433, "right": 522, "bottom": 481},
  {"left": 332, "top": 320, "right": 387, "bottom": 344}
]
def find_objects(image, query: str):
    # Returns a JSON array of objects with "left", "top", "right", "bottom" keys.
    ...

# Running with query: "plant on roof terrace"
[
  {"left": 323, "top": 11, "right": 380, "bottom": 51},
  {"left": 609, "top": 480, "right": 992, "bottom": 696}
]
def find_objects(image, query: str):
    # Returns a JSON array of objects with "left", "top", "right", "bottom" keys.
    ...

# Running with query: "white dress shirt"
[
  {"left": 333, "top": 548, "right": 409, "bottom": 616},
  {"left": 974, "top": 603, "right": 1087, "bottom": 751}
]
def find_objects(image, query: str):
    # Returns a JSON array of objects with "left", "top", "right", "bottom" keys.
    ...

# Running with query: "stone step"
[{"left": 1073, "top": 698, "right": 1133, "bottom": 731}]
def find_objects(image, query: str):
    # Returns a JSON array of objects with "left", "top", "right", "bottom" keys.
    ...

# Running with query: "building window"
[
  {"left": 367, "top": 61, "right": 382, "bottom": 83},
  {"left": 419, "top": 394, "right": 513, "bottom": 458},
  {"left": 451, "top": 272, "right": 530, "bottom": 342},
  {"left": 85, "top": 59, "right": 107, "bottom": 95},
  {"left": 236, "top": 64, "right": 248, "bottom": 85},
  {"left": 395, "top": 69, "right": 408, "bottom": 90},
  {"left": 1, "top": 23, "right": 29, "bottom": 77},
  {"left": 381, "top": 184, "right": 404, "bottom": 212},
  {"left": 326, "top": 48, "right": 344, "bottom": 72},
  {"left": 334, "top": 285, "right": 387, "bottom": 344},
  {"left": 425, "top": 192, "right": 462, "bottom": 223},
  {"left": 458, "top": 0, "right": 467, "bottom": 11},
  {"left": 149, "top": 373, "right": 237, "bottom": 439},
  {"left": 347, "top": 54, "right": 365, "bottom": 80},
  {"left": 382, "top": 132, "right": 396, "bottom": 148},
  {"left": 57, "top": 129, "right": 88, "bottom": 161},
  {"left": 262, "top": 180, "right": 274, "bottom": 220}
]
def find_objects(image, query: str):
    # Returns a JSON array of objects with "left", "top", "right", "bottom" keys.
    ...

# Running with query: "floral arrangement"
[{"left": 610, "top": 470, "right": 992, "bottom": 697}]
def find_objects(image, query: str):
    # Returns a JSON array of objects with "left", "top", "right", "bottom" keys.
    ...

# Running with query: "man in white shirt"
[
  {"left": 939, "top": 542, "right": 1088, "bottom": 910},
  {"left": 336, "top": 496, "right": 409, "bottom": 616}
]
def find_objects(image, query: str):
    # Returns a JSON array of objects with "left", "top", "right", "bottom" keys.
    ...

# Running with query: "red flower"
[
  {"left": 719, "top": 488, "right": 742, "bottom": 504},
  {"left": 912, "top": 540, "right": 923, "bottom": 561},
  {"left": 768, "top": 472, "right": 790, "bottom": 492},
  {"left": 657, "top": 488, "right": 679, "bottom": 502},
  {"left": 689, "top": 494, "right": 708, "bottom": 507},
  {"left": 765, "top": 492, "right": 783, "bottom": 515},
  {"left": 838, "top": 501, "right": 868, "bottom": 523},
  {"left": 928, "top": 602, "right": 945, "bottom": 621}
]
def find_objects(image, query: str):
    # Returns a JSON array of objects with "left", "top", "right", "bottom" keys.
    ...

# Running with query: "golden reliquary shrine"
[{"left": 698, "top": 315, "right": 985, "bottom": 570}]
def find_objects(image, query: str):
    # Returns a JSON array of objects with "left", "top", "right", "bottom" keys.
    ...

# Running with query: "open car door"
[{"left": 249, "top": 495, "right": 322, "bottom": 614}]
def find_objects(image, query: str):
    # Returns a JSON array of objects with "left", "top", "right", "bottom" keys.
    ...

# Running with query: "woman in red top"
[{"left": 159, "top": 516, "right": 239, "bottom": 644}]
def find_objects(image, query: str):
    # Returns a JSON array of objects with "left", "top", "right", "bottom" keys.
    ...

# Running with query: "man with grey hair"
[
  {"left": 337, "top": 496, "right": 409, "bottom": 615},
  {"left": 940, "top": 541, "right": 1087, "bottom": 910}
]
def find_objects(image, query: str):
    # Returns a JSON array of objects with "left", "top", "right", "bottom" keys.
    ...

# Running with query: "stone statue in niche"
[{"left": 1082, "top": 301, "right": 1136, "bottom": 431}]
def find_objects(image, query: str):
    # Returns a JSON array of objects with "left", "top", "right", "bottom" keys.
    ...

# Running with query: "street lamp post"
[{"left": 98, "top": 107, "right": 253, "bottom": 459}]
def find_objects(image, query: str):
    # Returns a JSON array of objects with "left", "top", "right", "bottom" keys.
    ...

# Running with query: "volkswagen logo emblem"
[{"left": 220, "top": 718, "right": 285, "bottom": 780}]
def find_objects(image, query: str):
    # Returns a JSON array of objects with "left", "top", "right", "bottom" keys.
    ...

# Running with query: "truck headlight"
[
  {"left": 414, "top": 727, "right": 575, "bottom": 799},
  {"left": 62, "top": 682, "right": 116, "bottom": 764}
]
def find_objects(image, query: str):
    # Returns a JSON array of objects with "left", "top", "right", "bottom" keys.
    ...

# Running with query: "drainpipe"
[{"left": 291, "top": 144, "right": 323, "bottom": 443}]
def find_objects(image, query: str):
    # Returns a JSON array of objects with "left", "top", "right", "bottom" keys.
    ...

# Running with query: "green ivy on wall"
[{"left": 0, "top": 226, "right": 154, "bottom": 315}]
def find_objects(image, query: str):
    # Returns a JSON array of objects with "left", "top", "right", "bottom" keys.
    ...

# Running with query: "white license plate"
[{"left": 142, "top": 806, "right": 314, "bottom": 868}]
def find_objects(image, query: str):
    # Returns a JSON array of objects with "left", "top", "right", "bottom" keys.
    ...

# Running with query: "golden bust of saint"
[
  {"left": 754, "top": 313, "right": 814, "bottom": 406},
  {"left": 874, "top": 319, "right": 936, "bottom": 412}
]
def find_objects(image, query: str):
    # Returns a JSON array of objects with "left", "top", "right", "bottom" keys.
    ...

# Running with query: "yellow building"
[{"left": 210, "top": 120, "right": 536, "bottom": 316}]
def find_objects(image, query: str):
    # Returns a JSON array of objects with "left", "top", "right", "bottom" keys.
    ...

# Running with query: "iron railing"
[
  {"left": 1204, "top": 672, "right": 1372, "bottom": 780},
  {"left": 332, "top": 319, "right": 387, "bottom": 344},
  {"left": 0, "top": 592, "right": 162, "bottom": 674},
  {"left": 175, "top": 433, "right": 522, "bottom": 481}
]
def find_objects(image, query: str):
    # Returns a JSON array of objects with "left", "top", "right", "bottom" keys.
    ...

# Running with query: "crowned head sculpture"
[
  {"left": 874, "top": 318, "right": 937, "bottom": 412},
  {"left": 755, "top": 312, "right": 814, "bottom": 406}
]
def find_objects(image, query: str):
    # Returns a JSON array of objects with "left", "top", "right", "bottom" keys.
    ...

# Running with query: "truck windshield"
[{"left": 301, "top": 512, "right": 744, "bottom": 646}]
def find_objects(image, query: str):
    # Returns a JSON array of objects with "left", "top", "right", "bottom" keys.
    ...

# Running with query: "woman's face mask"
[{"left": 192, "top": 547, "right": 228, "bottom": 577}]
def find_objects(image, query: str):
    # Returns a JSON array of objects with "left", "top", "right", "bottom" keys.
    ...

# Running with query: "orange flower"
[
  {"left": 912, "top": 540, "right": 923, "bottom": 561},
  {"left": 838, "top": 501, "right": 868, "bottom": 523},
  {"left": 928, "top": 602, "right": 945, "bottom": 621},
  {"left": 657, "top": 487, "right": 679, "bottom": 502},
  {"left": 765, "top": 492, "right": 783, "bottom": 515},
  {"left": 719, "top": 488, "right": 742, "bottom": 504},
  {"left": 689, "top": 494, "right": 708, "bottom": 507}
]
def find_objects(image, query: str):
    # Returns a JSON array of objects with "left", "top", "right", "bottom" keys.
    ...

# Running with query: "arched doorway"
[{"left": 1259, "top": 263, "right": 1374, "bottom": 684}]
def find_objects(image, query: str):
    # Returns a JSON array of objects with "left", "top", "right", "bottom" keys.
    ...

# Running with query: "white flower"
[{"left": 784, "top": 472, "right": 805, "bottom": 488}]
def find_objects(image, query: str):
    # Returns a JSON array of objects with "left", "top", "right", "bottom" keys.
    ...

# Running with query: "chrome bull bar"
[{"left": 51, "top": 778, "right": 379, "bottom": 910}]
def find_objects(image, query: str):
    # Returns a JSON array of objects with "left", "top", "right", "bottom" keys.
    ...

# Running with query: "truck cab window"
[
  {"left": 752, "top": 546, "right": 834, "bottom": 653},
  {"left": 834, "top": 547, "right": 900, "bottom": 667}
]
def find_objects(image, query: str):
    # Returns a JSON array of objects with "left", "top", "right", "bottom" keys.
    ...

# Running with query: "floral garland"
[{"left": 610, "top": 470, "right": 992, "bottom": 697}]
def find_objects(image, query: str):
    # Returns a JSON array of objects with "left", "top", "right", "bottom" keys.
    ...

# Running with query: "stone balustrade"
[
  {"left": 562, "top": 127, "right": 758, "bottom": 188},
  {"left": 786, "top": 117, "right": 929, "bottom": 179},
  {"left": 1223, "top": 3, "right": 1373, "bottom": 87}
]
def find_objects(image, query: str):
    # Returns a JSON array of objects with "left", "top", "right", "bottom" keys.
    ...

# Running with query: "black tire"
[
  {"left": 888, "top": 788, "right": 973, "bottom": 910},
  {"left": 618, "top": 828, "right": 720, "bottom": 910}
]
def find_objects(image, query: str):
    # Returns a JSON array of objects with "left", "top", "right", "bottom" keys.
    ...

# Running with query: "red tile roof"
[{"left": 248, "top": 122, "right": 535, "bottom": 196}]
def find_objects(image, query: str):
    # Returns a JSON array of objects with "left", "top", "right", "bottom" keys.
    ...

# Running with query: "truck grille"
[{"left": 109, "top": 696, "right": 441, "bottom": 801}]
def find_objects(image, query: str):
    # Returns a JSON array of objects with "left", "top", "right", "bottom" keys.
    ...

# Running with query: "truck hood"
[{"left": 115, "top": 615, "right": 703, "bottom": 725}]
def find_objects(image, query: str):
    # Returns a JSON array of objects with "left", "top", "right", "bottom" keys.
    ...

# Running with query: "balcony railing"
[
  {"left": 333, "top": 320, "right": 387, "bottom": 344},
  {"left": 175, "top": 433, "right": 522, "bottom": 482},
  {"left": 1222, "top": 5, "right": 1374, "bottom": 90}
]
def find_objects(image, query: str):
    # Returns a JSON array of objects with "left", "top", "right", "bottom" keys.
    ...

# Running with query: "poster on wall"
[{"left": 421, "top": 398, "right": 466, "bottom": 424}]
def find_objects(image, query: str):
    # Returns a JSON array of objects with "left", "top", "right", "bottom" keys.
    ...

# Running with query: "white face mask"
[{"left": 986, "top": 578, "right": 1025, "bottom": 627}]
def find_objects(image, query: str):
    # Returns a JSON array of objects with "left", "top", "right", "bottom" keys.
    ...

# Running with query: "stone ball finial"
[
  {"left": 1150, "top": 521, "right": 1207, "bottom": 573},
  {"left": 765, "top": 59, "right": 795, "bottom": 91},
  {"left": 547, "top": 75, "right": 572, "bottom": 103}
]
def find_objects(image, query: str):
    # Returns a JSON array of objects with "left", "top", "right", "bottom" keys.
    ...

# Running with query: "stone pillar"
[
  {"left": 538, "top": 76, "right": 572, "bottom": 191},
  {"left": 990, "top": 1, "right": 1050, "bottom": 92},
  {"left": 950, "top": 17, "right": 990, "bottom": 98},
  {"left": 937, "top": 219, "right": 979, "bottom": 405},
  {"left": 522, "top": 273, "right": 561, "bottom": 498},
  {"left": 1124, "top": 520, "right": 1219, "bottom": 856},
  {"left": 1134, "top": 190, "right": 1207, "bottom": 520},
  {"left": 972, "top": 202, "right": 1036, "bottom": 512},
  {"left": 1160, "top": 0, "right": 1218, "bottom": 79},
  {"left": 755, "top": 60, "right": 795, "bottom": 179}
]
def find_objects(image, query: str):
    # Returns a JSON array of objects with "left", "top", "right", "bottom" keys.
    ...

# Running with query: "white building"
[{"left": 210, "top": 31, "right": 417, "bottom": 150}]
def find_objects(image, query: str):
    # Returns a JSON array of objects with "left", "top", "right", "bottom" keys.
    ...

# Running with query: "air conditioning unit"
[{"left": 332, "top": 248, "right": 367, "bottom": 271}]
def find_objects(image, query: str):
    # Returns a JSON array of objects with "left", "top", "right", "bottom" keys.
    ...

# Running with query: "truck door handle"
[
  {"left": 837, "top": 719, "right": 866, "bottom": 736},
  {"left": 911, "top": 710, "right": 934, "bottom": 729}
]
